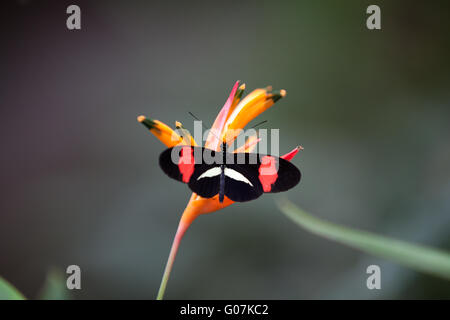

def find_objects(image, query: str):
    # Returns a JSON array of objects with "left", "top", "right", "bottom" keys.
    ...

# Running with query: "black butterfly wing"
[
  {"left": 159, "top": 146, "right": 197, "bottom": 183},
  {"left": 159, "top": 147, "right": 301, "bottom": 201},
  {"left": 159, "top": 146, "right": 221, "bottom": 198},
  {"left": 187, "top": 164, "right": 221, "bottom": 198},
  {"left": 260, "top": 155, "right": 301, "bottom": 193},
  {"left": 225, "top": 153, "right": 301, "bottom": 199},
  {"left": 223, "top": 163, "right": 264, "bottom": 202}
]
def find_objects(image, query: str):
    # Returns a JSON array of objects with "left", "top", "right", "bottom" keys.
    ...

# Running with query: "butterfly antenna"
[
  {"left": 251, "top": 120, "right": 268, "bottom": 129},
  {"left": 188, "top": 112, "right": 210, "bottom": 131},
  {"left": 188, "top": 111, "right": 224, "bottom": 144}
]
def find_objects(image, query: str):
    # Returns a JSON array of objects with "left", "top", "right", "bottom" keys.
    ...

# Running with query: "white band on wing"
[
  {"left": 197, "top": 167, "right": 221, "bottom": 179},
  {"left": 224, "top": 168, "right": 253, "bottom": 186},
  {"left": 197, "top": 167, "right": 253, "bottom": 187}
]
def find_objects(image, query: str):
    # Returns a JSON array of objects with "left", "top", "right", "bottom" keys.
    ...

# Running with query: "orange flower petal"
[
  {"left": 138, "top": 116, "right": 186, "bottom": 148},
  {"left": 180, "top": 193, "right": 234, "bottom": 226},
  {"left": 223, "top": 88, "right": 286, "bottom": 144}
]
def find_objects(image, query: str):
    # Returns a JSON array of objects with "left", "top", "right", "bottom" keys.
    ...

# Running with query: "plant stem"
[
  {"left": 156, "top": 220, "right": 188, "bottom": 300},
  {"left": 277, "top": 198, "right": 450, "bottom": 280}
]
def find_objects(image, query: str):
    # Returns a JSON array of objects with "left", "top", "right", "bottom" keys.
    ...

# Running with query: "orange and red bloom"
[{"left": 138, "top": 81, "right": 301, "bottom": 299}]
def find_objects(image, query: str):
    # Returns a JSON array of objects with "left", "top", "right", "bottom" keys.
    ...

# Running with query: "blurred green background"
[{"left": 1, "top": 0, "right": 449, "bottom": 299}]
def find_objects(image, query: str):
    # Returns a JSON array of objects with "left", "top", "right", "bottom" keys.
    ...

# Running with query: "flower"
[{"left": 138, "top": 81, "right": 301, "bottom": 299}]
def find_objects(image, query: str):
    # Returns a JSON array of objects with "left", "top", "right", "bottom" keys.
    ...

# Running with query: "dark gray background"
[{"left": 1, "top": 0, "right": 449, "bottom": 299}]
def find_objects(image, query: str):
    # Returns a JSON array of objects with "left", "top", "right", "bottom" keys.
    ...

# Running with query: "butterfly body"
[{"left": 159, "top": 143, "right": 301, "bottom": 202}]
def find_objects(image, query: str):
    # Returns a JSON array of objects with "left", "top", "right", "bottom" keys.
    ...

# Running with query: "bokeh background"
[{"left": 1, "top": 0, "right": 450, "bottom": 299}]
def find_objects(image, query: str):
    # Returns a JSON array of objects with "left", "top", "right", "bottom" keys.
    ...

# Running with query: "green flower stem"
[
  {"left": 277, "top": 198, "right": 450, "bottom": 280},
  {"left": 157, "top": 220, "right": 188, "bottom": 300}
]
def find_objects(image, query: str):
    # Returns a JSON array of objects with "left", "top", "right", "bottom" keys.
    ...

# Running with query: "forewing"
[
  {"left": 258, "top": 155, "right": 301, "bottom": 193},
  {"left": 159, "top": 146, "right": 198, "bottom": 183},
  {"left": 159, "top": 146, "right": 222, "bottom": 198},
  {"left": 228, "top": 152, "right": 301, "bottom": 195}
]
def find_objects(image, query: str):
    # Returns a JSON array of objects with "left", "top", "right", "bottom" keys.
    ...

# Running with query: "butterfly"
[{"left": 159, "top": 142, "right": 301, "bottom": 202}]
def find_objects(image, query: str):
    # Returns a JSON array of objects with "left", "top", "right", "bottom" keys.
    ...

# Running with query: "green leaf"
[
  {"left": 277, "top": 198, "right": 450, "bottom": 280},
  {"left": 38, "top": 268, "right": 71, "bottom": 300},
  {"left": 0, "top": 277, "right": 26, "bottom": 300}
]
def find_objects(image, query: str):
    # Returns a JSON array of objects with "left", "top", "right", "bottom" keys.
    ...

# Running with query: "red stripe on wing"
[
  {"left": 258, "top": 155, "right": 278, "bottom": 192},
  {"left": 178, "top": 146, "right": 195, "bottom": 183}
]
